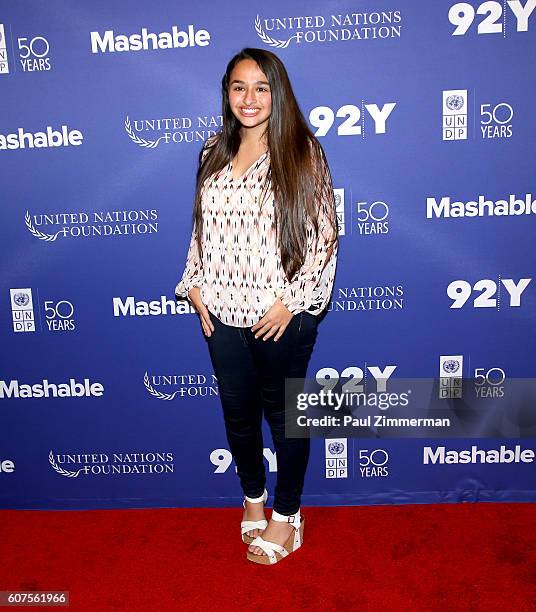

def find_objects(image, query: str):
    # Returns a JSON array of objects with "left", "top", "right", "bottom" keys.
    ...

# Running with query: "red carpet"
[{"left": 1, "top": 502, "right": 535, "bottom": 611}]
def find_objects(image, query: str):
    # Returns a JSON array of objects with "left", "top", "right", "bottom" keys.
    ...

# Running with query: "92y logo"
[
  {"left": 316, "top": 366, "right": 397, "bottom": 393},
  {"left": 447, "top": 278, "right": 531, "bottom": 309},
  {"left": 449, "top": 1, "right": 536, "bottom": 36},
  {"left": 309, "top": 102, "right": 396, "bottom": 137},
  {"left": 210, "top": 448, "right": 277, "bottom": 473}
]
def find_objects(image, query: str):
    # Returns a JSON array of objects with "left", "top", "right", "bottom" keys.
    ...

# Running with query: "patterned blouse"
[{"left": 175, "top": 136, "right": 338, "bottom": 327}]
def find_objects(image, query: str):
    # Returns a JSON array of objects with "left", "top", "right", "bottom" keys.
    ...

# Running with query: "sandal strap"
[
  {"left": 241, "top": 519, "right": 268, "bottom": 535},
  {"left": 250, "top": 535, "right": 289, "bottom": 564},
  {"left": 271, "top": 508, "right": 301, "bottom": 527},
  {"left": 243, "top": 488, "right": 268, "bottom": 506}
]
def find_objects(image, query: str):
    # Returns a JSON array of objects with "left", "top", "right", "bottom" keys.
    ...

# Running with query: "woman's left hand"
[{"left": 251, "top": 298, "right": 294, "bottom": 341}]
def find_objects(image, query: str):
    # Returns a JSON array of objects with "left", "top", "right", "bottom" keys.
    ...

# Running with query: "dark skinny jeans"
[{"left": 206, "top": 309, "right": 319, "bottom": 515}]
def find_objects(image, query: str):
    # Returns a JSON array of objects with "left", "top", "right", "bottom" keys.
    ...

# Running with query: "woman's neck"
[{"left": 239, "top": 126, "right": 268, "bottom": 150}]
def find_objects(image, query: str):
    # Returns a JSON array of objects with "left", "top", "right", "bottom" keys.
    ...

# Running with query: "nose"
[{"left": 243, "top": 88, "right": 257, "bottom": 106}]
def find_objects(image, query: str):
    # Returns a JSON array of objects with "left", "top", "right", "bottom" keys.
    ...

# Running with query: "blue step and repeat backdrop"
[{"left": 1, "top": 1, "right": 535, "bottom": 509}]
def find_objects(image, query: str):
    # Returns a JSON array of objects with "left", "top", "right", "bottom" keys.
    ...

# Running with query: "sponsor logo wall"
[{"left": 1, "top": 1, "right": 534, "bottom": 510}]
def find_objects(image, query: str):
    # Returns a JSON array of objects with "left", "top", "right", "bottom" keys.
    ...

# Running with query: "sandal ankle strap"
[
  {"left": 243, "top": 488, "right": 268, "bottom": 504},
  {"left": 271, "top": 508, "right": 301, "bottom": 526}
]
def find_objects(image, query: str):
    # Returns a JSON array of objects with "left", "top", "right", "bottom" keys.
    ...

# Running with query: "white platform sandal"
[
  {"left": 241, "top": 488, "right": 268, "bottom": 544},
  {"left": 246, "top": 509, "right": 304, "bottom": 565}
]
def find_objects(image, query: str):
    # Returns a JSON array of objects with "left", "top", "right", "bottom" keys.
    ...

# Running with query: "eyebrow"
[{"left": 230, "top": 79, "right": 270, "bottom": 86}]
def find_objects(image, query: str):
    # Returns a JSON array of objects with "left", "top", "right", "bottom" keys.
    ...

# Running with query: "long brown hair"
[{"left": 192, "top": 47, "right": 338, "bottom": 283}]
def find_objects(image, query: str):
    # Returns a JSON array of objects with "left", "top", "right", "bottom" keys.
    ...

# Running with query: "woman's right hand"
[{"left": 188, "top": 287, "right": 215, "bottom": 337}]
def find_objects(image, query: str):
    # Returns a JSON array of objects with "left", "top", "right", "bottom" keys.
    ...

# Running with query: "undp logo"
[{"left": 325, "top": 438, "right": 347, "bottom": 478}]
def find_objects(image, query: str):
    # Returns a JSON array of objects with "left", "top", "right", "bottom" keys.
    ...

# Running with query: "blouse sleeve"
[
  {"left": 174, "top": 137, "right": 215, "bottom": 300},
  {"left": 175, "top": 225, "right": 203, "bottom": 300},
  {"left": 278, "top": 146, "right": 339, "bottom": 315}
]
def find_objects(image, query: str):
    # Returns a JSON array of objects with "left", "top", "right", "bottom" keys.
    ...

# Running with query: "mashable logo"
[
  {"left": 90, "top": 25, "right": 210, "bottom": 53},
  {"left": 423, "top": 445, "right": 534, "bottom": 464},
  {"left": 113, "top": 296, "right": 195, "bottom": 317},
  {"left": 0, "top": 125, "right": 83, "bottom": 150},
  {"left": 427, "top": 193, "right": 536, "bottom": 219},
  {"left": 0, "top": 378, "right": 104, "bottom": 399}
]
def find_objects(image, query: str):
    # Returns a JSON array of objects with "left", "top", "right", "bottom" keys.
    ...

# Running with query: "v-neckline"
[{"left": 229, "top": 151, "right": 269, "bottom": 182}]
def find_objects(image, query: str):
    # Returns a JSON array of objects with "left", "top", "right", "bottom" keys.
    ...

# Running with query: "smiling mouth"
[{"left": 240, "top": 108, "right": 261, "bottom": 116}]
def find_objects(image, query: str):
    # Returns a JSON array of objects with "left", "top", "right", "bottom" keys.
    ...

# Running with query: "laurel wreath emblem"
[
  {"left": 25, "top": 211, "right": 60, "bottom": 241},
  {"left": 49, "top": 451, "right": 81, "bottom": 478},
  {"left": 254, "top": 15, "right": 296, "bottom": 48},
  {"left": 124, "top": 116, "right": 164, "bottom": 148},
  {"left": 143, "top": 372, "right": 179, "bottom": 401}
]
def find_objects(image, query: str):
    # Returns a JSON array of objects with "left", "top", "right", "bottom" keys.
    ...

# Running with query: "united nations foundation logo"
[
  {"left": 446, "top": 94, "right": 464, "bottom": 111},
  {"left": 124, "top": 114, "right": 222, "bottom": 148},
  {"left": 49, "top": 450, "right": 175, "bottom": 477},
  {"left": 144, "top": 371, "right": 219, "bottom": 401},
  {"left": 255, "top": 11, "right": 402, "bottom": 48},
  {"left": 25, "top": 209, "right": 158, "bottom": 241}
]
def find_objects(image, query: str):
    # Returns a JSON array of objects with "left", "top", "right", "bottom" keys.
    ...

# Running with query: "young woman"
[{"left": 175, "top": 47, "right": 339, "bottom": 565}]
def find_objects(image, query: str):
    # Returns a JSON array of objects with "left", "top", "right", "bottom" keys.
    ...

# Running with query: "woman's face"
[{"left": 228, "top": 59, "right": 272, "bottom": 133}]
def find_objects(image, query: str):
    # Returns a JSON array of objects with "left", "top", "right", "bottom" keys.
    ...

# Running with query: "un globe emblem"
[
  {"left": 443, "top": 359, "right": 460, "bottom": 374},
  {"left": 446, "top": 94, "right": 464, "bottom": 111},
  {"left": 13, "top": 292, "right": 30, "bottom": 307},
  {"left": 328, "top": 441, "right": 345, "bottom": 455}
]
